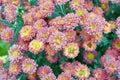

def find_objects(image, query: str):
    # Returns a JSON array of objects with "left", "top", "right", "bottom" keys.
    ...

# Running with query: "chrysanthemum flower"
[
  {"left": 57, "top": 72, "right": 73, "bottom": 80},
  {"left": 69, "top": 0, "right": 85, "bottom": 10},
  {"left": 104, "top": 58, "right": 119, "bottom": 74},
  {"left": 100, "top": 54, "right": 114, "bottom": 67},
  {"left": 83, "top": 51, "right": 97, "bottom": 64},
  {"left": 45, "top": 44, "right": 57, "bottom": 56},
  {"left": 103, "top": 22, "right": 112, "bottom": 34},
  {"left": 73, "top": 63, "right": 90, "bottom": 79},
  {"left": 84, "top": 0, "right": 93, "bottom": 11},
  {"left": 45, "top": 54, "right": 58, "bottom": 63},
  {"left": 41, "top": 73, "right": 56, "bottom": 80},
  {"left": 116, "top": 17, "right": 120, "bottom": 27},
  {"left": 22, "top": 58, "right": 37, "bottom": 74},
  {"left": 20, "top": 25, "right": 36, "bottom": 41},
  {"left": 75, "top": 8, "right": 88, "bottom": 18},
  {"left": 29, "top": 39, "right": 44, "bottom": 54},
  {"left": 100, "top": 0, "right": 109, "bottom": 3},
  {"left": 84, "top": 13, "right": 106, "bottom": 35},
  {"left": 83, "top": 40, "right": 96, "bottom": 51},
  {"left": 4, "top": 4, "right": 16, "bottom": 13},
  {"left": 40, "top": 2, "right": 55, "bottom": 17},
  {"left": 48, "top": 31, "right": 67, "bottom": 51},
  {"left": 92, "top": 7, "right": 104, "bottom": 15},
  {"left": 37, "top": 65, "right": 52, "bottom": 78},
  {"left": 92, "top": 68, "right": 106, "bottom": 80},
  {"left": 16, "top": 36, "right": 29, "bottom": 52},
  {"left": 8, "top": 44, "right": 23, "bottom": 62},
  {"left": 63, "top": 29, "right": 76, "bottom": 43},
  {"left": 117, "top": 27, "right": 120, "bottom": 39},
  {"left": 64, "top": 13, "right": 79, "bottom": 30},
  {"left": 105, "top": 49, "right": 119, "bottom": 59},
  {"left": 27, "top": 72, "right": 36, "bottom": 80},
  {"left": 33, "top": 19, "right": 47, "bottom": 31},
  {"left": 36, "top": 27, "right": 50, "bottom": 43},
  {"left": 5, "top": 11, "right": 17, "bottom": 22},
  {"left": 112, "top": 39, "right": 120, "bottom": 51},
  {"left": 54, "top": 0, "right": 68, "bottom": 5},
  {"left": 49, "top": 16, "right": 65, "bottom": 30},
  {"left": 0, "top": 27, "right": 14, "bottom": 44},
  {"left": 9, "top": 61, "right": 21, "bottom": 76},
  {"left": 11, "top": 0, "right": 21, "bottom": 6},
  {"left": 22, "top": 12, "right": 35, "bottom": 25},
  {"left": 101, "top": 3, "right": 109, "bottom": 12},
  {"left": 0, "top": 68, "right": 8, "bottom": 80},
  {"left": 109, "top": 21, "right": 116, "bottom": 31},
  {"left": 60, "top": 62, "right": 74, "bottom": 75},
  {"left": 63, "top": 42, "right": 79, "bottom": 59}
]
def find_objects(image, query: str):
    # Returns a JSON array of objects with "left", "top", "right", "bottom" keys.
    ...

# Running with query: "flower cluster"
[{"left": 0, "top": 0, "right": 120, "bottom": 80}]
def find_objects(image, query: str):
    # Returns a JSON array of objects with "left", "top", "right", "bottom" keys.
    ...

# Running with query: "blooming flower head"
[
  {"left": 60, "top": 62, "right": 74, "bottom": 75},
  {"left": 33, "top": 19, "right": 47, "bottom": 31},
  {"left": 83, "top": 40, "right": 96, "bottom": 51},
  {"left": 63, "top": 42, "right": 79, "bottom": 59},
  {"left": 22, "top": 58, "right": 37, "bottom": 74},
  {"left": 10, "top": 0, "right": 21, "bottom": 5},
  {"left": 84, "top": 13, "right": 106, "bottom": 35},
  {"left": 75, "top": 8, "right": 88, "bottom": 17},
  {"left": 74, "top": 63, "right": 90, "bottom": 79},
  {"left": 69, "top": 0, "right": 85, "bottom": 10},
  {"left": 63, "top": 29, "right": 76, "bottom": 43},
  {"left": 9, "top": 61, "right": 21, "bottom": 76},
  {"left": 117, "top": 27, "right": 120, "bottom": 39},
  {"left": 45, "top": 54, "right": 58, "bottom": 63},
  {"left": 49, "top": 16, "right": 65, "bottom": 30},
  {"left": 57, "top": 72, "right": 73, "bottom": 80},
  {"left": 40, "top": 2, "right": 55, "bottom": 17},
  {"left": 103, "top": 22, "right": 112, "bottom": 34},
  {"left": 8, "top": 44, "right": 23, "bottom": 62},
  {"left": 100, "top": 0, "right": 109, "bottom": 3},
  {"left": 4, "top": 4, "right": 16, "bottom": 13},
  {"left": 84, "top": 0, "right": 93, "bottom": 11},
  {"left": 22, "top": 12, "right": 35, "bottom": 25},
  {"left": 0, "top": 27, "right": 14, "bottom": 44},
  {"left": 92, "top": 68, "right": 106, "bottom": 80},
  {"left": 101, "top": 3, "right": 109, "bottom": 12},
  {"left": 48, "top": 31, "right": 67, "bottom": 51},
  {"left": 104, "top": 58, "right": 119, "bottom": 74},
  {"left": 64, "top": 13, "right": 79, "bottom": 30},
  {"left": 41, "top": 73, "right": 56, "bottom": 80},
  {"left": 29, "top": 39, "right": 44, "bottom": 54},
  {"left": 83, "top": 51, "right": 97, "bottom": 64},
  {"left": 0, "top": 68, "right": 8, "bottom": 80},
  {"left": 45, "top": 44, "right": 57, "bottom": 56},
  {"left": 54, "top": 0, "right": 68, "bottom": 5},
  {"left": 112, "top": 39, "right": 120, "bottom": 51},
  {"left": 37, "top": 65, "right": 52, "bottom": 78},
  {"left": 92, "top": 7, "right": 104, "bottom": 15},
  {"left": 116, "top": 17, "right": 120, "bottom": 27},
  {"left": 36, "top": 27, "right": 50, "bottom": 43},
  {"left": 105, "top": 49, "right": 119, "bottom": 59},
  {"left": 20, "top": 25, "right": 36, "bottom": 41},
  {"left": 27, "top": 72, "right": 37, "bottom": 80},
  {"left": 5, "top": 11, "right": 17, "bottom": 22}
]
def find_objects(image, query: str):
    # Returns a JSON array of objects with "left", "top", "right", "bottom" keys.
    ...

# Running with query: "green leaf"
[
  {"left": 92, "top": 0, "right": 100, "bottom": 6},
  {"left": 3, "top": 60, "right": 10, "bottom": 69},
  {"left": 17, "top": 73, "right": 28, "bottom": 80},
  {"left": 0, "top": 19, "right": 14, "bottom": 29},
  {"left": 29, "top": 0, "right": 38, "bottom": 6}
]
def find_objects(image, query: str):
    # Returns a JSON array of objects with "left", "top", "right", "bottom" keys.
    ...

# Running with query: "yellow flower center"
[
  {"left": 36, "top": 24, "right": 42, "bottom": 29},
  {"left": 4, "top": 33, "right": 10, "bottom": 38},
  {"left": 11, "top": 65, "right": 17, "bottom": 71},
  {"left": 87, "top": 53, "right": 95, "bottom": 61},
  {"left": 57, "top": 20, "right": 63, "bottom": 25},
  {"left": 90, "top": 23, "right": 96, "bottom": 29},
  {"left": 87, "top": 42, "right": 93, "bottom": 48},
  {"left": 26, "top": 63, "right": 32, "bottom": 70},
  {"left": 22, "top": 28, "right": 31, "bottom": 36},
  {"left": 42, "top": 33, "right": 47, "bottom": 38},
  {"left": 32, "top": 41, "right": 42, "bottom": 49},
  {"left": 12, "top": 0, "right": 18, "bottom": 4},
  {"left": 76, "top": 10, "right": 84, "bottom": 16},
  {"left": 68, "top": 19, "right": 73, "bottom": 24},
  {"left": 12, "top": 50, "right": 19, "bottom": 58},
  {"left": 78, "top": 69, "right": 87, "bottom": 77},
  {"left": 74, "top": 1, "right": 79, "bottom": 6},
  {"left": 101, "top": 4, "right": 106, "bottom": 10},
  {"left": 67, "top": 46, "right": 75, "bottom": 53},
  {"left": 110, "top": 23, "right": 115, "bottom": 28},
  {"left": 116, "top": 42, "right": 120, "bottom": 48},
  {"left": 55, "top": 37, "right": 61, "bottom": 45}
]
